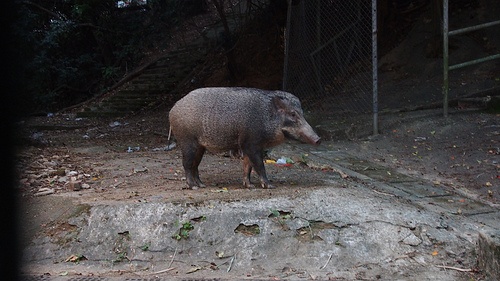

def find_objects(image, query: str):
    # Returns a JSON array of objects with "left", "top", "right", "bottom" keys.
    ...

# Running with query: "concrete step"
[{"left": 77, "top": 41, "right": 209, "bottom": 117}]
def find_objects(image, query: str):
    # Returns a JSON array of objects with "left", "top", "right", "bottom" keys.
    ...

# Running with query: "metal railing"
[{"left": 442, "top": 0, "right": 500, "bottom": 116}]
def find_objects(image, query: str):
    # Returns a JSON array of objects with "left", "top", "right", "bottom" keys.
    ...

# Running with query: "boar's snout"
[
  {"left": 299, "top": 130, "right": 321, "bottom": 145},
  {"left": 312, "top": 136, "right": 321, "bottom": 145},
  {"left": 308, "top": 134, "right": 321, "bottom": 145}
]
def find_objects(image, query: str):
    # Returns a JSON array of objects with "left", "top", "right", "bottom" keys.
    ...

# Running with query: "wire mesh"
[
  {"left": 284, "top": 0, "right": 374, "bottom": 114},
  {"left": 376, "top": 0, "right": 499, "bottom": 114}
]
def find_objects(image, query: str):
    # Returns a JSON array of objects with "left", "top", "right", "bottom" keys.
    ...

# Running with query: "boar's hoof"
[
  {"left": 243, "top": 180, "right": 255, "bottom": 189},
  {"left": 183, "top": 184, "right": 206, "bottom": 190},
  {"left": 261, "top": 182, "right": 275, "bottom": 189}
]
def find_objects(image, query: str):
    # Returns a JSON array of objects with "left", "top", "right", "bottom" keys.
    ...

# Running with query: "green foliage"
[
  {"left": 172, "top": 221, "right": 195, "bottom": 240},
  {"left": 102, "top": 66, "right": 120, "bottom": 81},
  {"left": 269, "top": 209, "right": 292, "bottom": 220},
  {"left": 112, "top": 251, "right": 128, "bottom": 263},
  {"left": 270, "top": 209, "right": 280, "bottom": 218},
  {"left": 139, "top": 242, "right": 151, "bottom": 251},
  {"left": 486, "top": 96, "right": 500, "bottom": 113},
  {"left": 14, "top": 0, "right": 207, "bottom": 112}
]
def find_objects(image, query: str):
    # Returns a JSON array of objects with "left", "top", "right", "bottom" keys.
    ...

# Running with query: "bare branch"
[{"left": 21, "top": 1, "right": 63, "bottom": 20}]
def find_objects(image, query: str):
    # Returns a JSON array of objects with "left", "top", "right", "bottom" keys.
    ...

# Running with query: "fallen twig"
[
  {"left": 320, "top": 253, "right": 333, "bottom": 269},
  {"left": 34, "top": 188, "right": 55, "bottom": 196},
  {"left": 371, "top": 189, "right": 395, "bottom": 197},
  {"left": 333, "top": 168, "right": 349, "bottom": 179},
  {"left": 154, "top": 131, "right": 170, "bottom": 138},
  {"left": 147, "top": 248, "right": 178, "bottom": 275},
  {"left": 110, "top": 181, "right": 124, "bottom": 188},
  {"left": 435, "top": 265, "right": 472, "bottom": 272},
  {"left": 227, "top": 254, "right": 235, "bottom": 272},
  {"left": 151, "top": 267, "right": 176, "bottom": 275},
  {"left": 168, "top": 247, "right": 178, "bottom": 268}
]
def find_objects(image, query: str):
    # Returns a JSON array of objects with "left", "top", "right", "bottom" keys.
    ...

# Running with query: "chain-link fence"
[
  {"left": 283, "top": 0, "right": 499, "bottom": 129},
  {"left": 283, "top": 0, "right": 374, "bottom": 114}
]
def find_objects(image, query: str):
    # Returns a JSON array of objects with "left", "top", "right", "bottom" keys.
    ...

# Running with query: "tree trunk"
[
  {"left": 211, "top": 0, "right": 239, "bottom": 81},
  {"left": 426, "top": 0, "right": 443, "bottom": 58}
]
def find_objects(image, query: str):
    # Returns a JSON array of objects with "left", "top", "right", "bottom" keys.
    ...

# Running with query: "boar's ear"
[{"left": 271, "top": 96, "right": 289, "bottom": 113}]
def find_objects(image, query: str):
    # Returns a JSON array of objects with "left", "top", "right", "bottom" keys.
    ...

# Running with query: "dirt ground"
[
  {"left": 17, "top": 105, "right": 499, "bottom": 206},
  {"left": 325, "top": 108, "right": 500, "bottom": 206},
  {"left": 16, "top": 109, "right": 341, "bottom": 206},
  {"left": 15, "top": 105, "right": 498, "bottom": 281}
]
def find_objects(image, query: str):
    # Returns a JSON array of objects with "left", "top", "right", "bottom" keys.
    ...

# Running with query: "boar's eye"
[
  {"left": 283, "top": 118, "right": 295, "bottom": 127},
  {"left": 284, "top": 113, "right": 297, "bottom": 126}
]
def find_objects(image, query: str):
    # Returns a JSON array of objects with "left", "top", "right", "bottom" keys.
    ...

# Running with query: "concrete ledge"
[{"left": 477, "top": 230, "right": 500, "bottom": 280}]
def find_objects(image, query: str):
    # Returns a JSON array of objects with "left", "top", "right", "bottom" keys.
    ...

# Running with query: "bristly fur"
[{"left": 168, "top": 87, "right": 320, "bottom": 189}]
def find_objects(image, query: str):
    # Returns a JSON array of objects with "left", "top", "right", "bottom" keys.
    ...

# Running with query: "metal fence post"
[
  {"left": 282, "top": 0, "right": 292, "bottom": 91},
  {"left": 443, "top": 0, "right": 449, "bottom": 117},
  {"left": 372, "top": 0, "right": 378, "bottom": 135}
]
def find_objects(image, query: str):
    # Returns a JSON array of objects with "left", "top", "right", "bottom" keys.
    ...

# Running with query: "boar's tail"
[{"left": 166, "top": 126, "right": 177, "bottom": 151}]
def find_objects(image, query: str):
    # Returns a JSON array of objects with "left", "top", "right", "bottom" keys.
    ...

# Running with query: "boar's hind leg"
[
  {"left": 242, "top": 147, "right": 274, "bottom": 189},
  {"left": 181, "top": 143, "right": 206, "bottom": 189}
]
